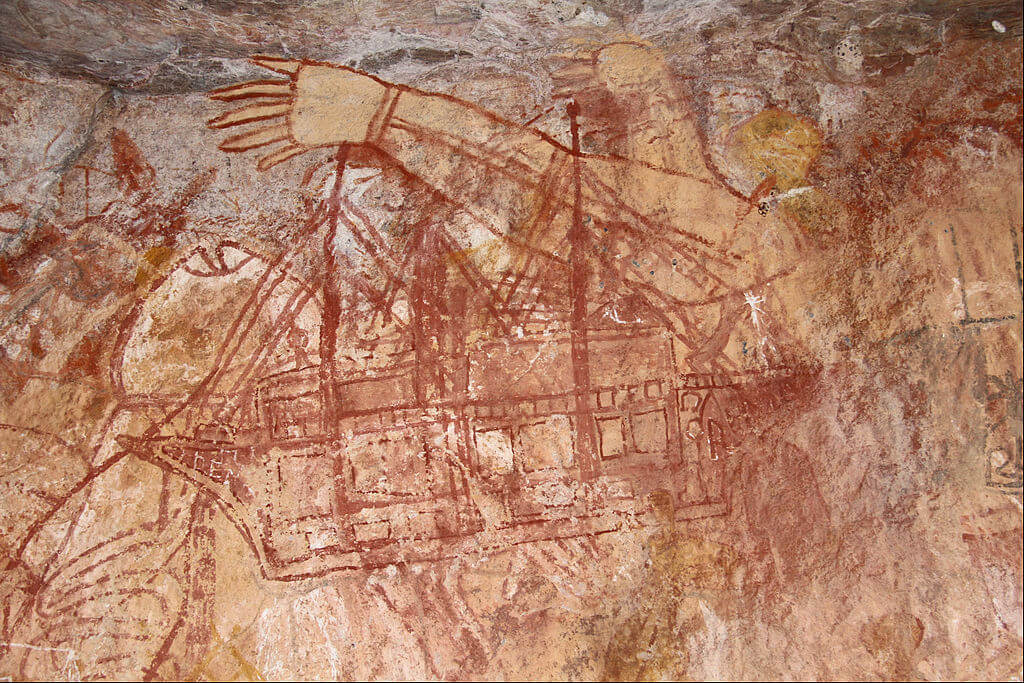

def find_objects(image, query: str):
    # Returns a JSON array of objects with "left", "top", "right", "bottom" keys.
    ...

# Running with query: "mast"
[
  {"left": 410, "top": 218, "right": 447, "bottom": 406},
  {"left": 320, "top": 145, "right": 351, "bottom": 438},
  {"left": 567, "top": 100, "right": 599, "bottom": 481}
]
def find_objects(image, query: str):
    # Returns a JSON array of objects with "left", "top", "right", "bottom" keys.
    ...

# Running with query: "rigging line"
[
  {"left": 429, "top": 152, "right": 571, "bottom": 333},
  {"left": 390, "top": 116, "right": 742, "bottom": 267},
  {"left": 580, "top": 182, "right": 738, "bottom": 282},
  {"left": 435, "top": 230, "right": 513, "bottom": 337},
  {"left": 592, "top": 217, "right": 713, "bottom": 294},
  {"left": 379, "top": 123, "right": 572, "bottom": 258},
  {"left": 374, "top": 217, "right": 433, "bottom": 327},
  {"left": 333, "top": 184, "right": 459, "bottom": 325},
  {"left": 503, "top": 153, "right": 573, "bottom": 306},
  {"left": 348, "top": 215, "right": 453, "bottom": 330},
  {"left": 403, "top": 103, "right": 566, "bottom": 302},
  {"left": 590, "top": 247, "right": 701, "bottom": 351},
  {"left": 383, "top": 146, "right": 557, "bottom": 334},
  {"left": 339, "top": 214, "right": 456, "bottom": 327},
  {"left": 332, "top": 247, "right": 413, "bottom": 335},
  {"left": 135, "top": 169, "right": 332, "bottom": 438},
  {"left": 216, "top": 277, "right": 320, "bottom": 423},
  {"left": 190, "top": 268, "right": 291, "bottom": 422},
  {"left": 581, "top": 197, "right": 736, "bottom": 295},
  {"left": 389, "top": 118, "right": 547, "bottom": 180},
  {"left": 511, "top": 231, "right": 573, "bottom": 328},
  {"left": 577, "top": 149, "right": 727, "bottom": 193},
  {"left": 339, "top": 195, "right": 406, "bottom": 272},
  {"left": 334, "top": 207, "right": 430, "bottom": 315},
  {"left": 579, "top": 165, "right": 744, "bottom": 265}
]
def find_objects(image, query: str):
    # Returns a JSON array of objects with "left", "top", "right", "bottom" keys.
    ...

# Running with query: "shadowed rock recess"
[{"left": 0, "top": 1, "right": 1021, "bottom": 680}]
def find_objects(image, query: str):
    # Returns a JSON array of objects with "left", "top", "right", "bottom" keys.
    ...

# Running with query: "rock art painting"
[{"left": 0, "top": 1, "right": 1021, "bottom": 680}]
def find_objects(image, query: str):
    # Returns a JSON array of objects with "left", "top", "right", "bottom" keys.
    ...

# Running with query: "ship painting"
[{"left": 110, "top": 56, "right": 792, "bottom": 581}]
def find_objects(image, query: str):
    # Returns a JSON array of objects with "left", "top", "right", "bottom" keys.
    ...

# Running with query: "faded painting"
[{"left": 0, "top": 1, "right": 1021, "bottom": 680}]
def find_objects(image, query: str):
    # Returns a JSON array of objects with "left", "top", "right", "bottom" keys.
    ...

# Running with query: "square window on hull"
[
  {"left": 475, "top": 427, "right": 515, "bottom": 475},
  {"left": 519, "top": 415, "right": 574, "bottom": 471},
  {"left": 631, "top": 409, "right": 668, "bottom": 454},
  {"left": 597, "top": 416, "right": 626, "bottom": 460}
]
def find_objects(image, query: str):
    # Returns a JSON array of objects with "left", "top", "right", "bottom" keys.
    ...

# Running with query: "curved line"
[
  {"left": 14, "top": 451, "right": 129, "bottom": 561},
  {"left": 0, "top": 423, "right": 74, "bottom": 451}
]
